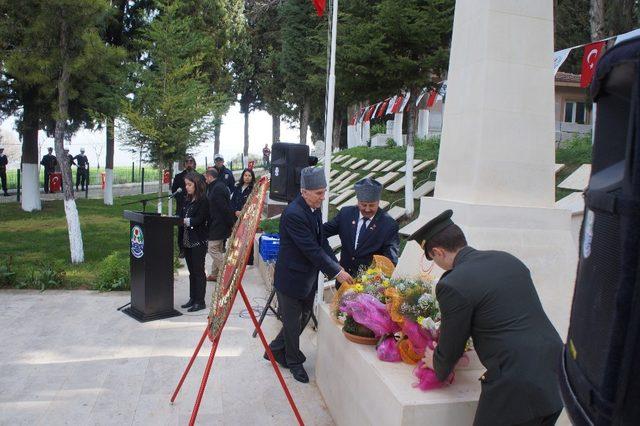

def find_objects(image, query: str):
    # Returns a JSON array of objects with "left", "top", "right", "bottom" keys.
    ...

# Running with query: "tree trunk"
[
  {"left": 243, "top": 109, "right": 250, "bottom": 157},
  {"left": 272, "top": 113, "right": 280, "bottom": 144},
  {"left": 21, "top": 92, "right": 42, "bottom": 212},
  {"left": 214, "top": 115, "right": 221, "bottom": 155},
  {"left": 55, "top": 20, "right": 84, "bottom": 264},
  {"left": 404, "top": 88, "right": 419, "bottom": 218},
  {"left": 104, "top": 117, "right": 115, "bottom": 205},
  {"left": 589, "top": 0, "right": 605, "bottom": 40},
  {"left": 300, "top": 98, "right": 311, "bottom": 144}
]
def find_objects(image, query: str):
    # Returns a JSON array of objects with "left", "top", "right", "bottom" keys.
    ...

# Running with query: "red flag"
[
  {"left": 580, "top": 41, "right": 606, "bottom": 88},
  {"left": 377, "top": 99, "right": 390, "bottom": 118},
  {"left": 390, "top": 96, "right": 404, "bottom": 114},
  {"left": 425, "top": 89, "right": 438, "bottom": 109},
  {"left": 363, "top": 105, "right": 376, "bottom": 122},
  {"left": 313, "top": 0, "right": 326, "bottom": 17}
]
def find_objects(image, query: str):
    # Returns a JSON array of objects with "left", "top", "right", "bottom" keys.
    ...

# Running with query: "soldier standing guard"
[
  {"left": 40, "top": 147, "right": 57, "bottom": 193},
  {"left": 0, "top": 147, "right": 8, "bottom": 196},
  {"left": 73, "top": 148, "right": 89, "bottom": 191},
  {"left": 410, "top": 210, "right": 564, "bottom": 426}
]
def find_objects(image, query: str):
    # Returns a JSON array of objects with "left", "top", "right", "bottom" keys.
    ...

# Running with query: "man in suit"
[
  {"left": 204, "top": 168, "right": 235, "bottom": 282},
  {"left": 172, "top": 155, "right": 197, "bottom": 258},
  {"left": 323, "top": 177, "right": 399, "bottom": 284},
  {"left": 267, "top": 167, "right": 354, "bottom": 383},
  {"left": 213, "top": 154, "right": 235, "bottom": 192},
  {"left": 40, "top": 147, "right": 57, "bottom": 193},
  {"left": 409, "top": 210, "right": 564, "bottom": 426},
  {"left": 73, "top": 148, "right": 89, "bottom": 191},
  {"left": 0, "top": 147, "right": 8, "bottom": 196}
]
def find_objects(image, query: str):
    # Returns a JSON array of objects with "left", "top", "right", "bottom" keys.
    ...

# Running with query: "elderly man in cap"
[
  {"left": 0, "top": 147, "right": 8, "bottom": 196},
  {"left": 213, "top": 154, "right": 235, "bottom": 192},
  {"left": 266, "top": 166, "right": 354, "bottom": 383},
  {"left": 409, "top": 210, "right": 563, "bottom": 426},
  {"left": 323, "top": 177, "right": 399, "bottom": 285},
  {"left": 172, "top": 155, "right": 198, "bottom": 258},
  {"left": 40, "top": 147, "right": 57, "bottom": 193},
  {"left": 73, "top": 148, "right": 89, "bottom": 191}
]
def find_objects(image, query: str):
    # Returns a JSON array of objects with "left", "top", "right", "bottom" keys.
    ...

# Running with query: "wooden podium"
[{"left": 123, "top": 211, "right": 182, "bottom": 322}]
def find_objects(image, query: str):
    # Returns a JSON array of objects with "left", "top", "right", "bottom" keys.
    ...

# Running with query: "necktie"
[{"left": 355, "top": 218, "right": 369, "bottom": 249}]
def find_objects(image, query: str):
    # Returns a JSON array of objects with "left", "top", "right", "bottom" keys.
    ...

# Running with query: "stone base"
[
  {"left": 398, "top": 197, "right": 578, "bottom": 337},
  {"left": 316, "top": 304, "right": 481, "bottom": 426}
]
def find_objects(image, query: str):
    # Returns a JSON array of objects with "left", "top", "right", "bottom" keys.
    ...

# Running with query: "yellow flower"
[
  {"left": 382, "top": 279, "right": 391, "bottom": 288},
  {"left": 354, "top": 284, "right": 364, "bottom": 292},
  {"left": 366, "top": 268, "right": 375, "bottom": 275},
  {"left": 417, "top": 316, "right": 425, "bottom": 325}
]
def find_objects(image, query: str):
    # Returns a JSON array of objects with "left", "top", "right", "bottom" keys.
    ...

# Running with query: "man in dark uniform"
[
  {"left": 40, "top": 147, "right": 57, "bottom": 193},
  {"left": 0, "top": 147, "right": 8, "bottom": 196},
  {"left": 213, "top": 154, "right": 235, "bottom": 192},
  {"left": 409, "top": 210, "right": 564, "bottom": 426},
  {"left": 204, "top": 168, "right": 235, "bottom": 282},
  {"left": 266, "top": 167, "right": 354, "bottom": 383},
  {"left": 172, "top": 155, "right": 197, "bottom": 258},
  {"left": 73, "top": 148, "right": 89, "bottom": 191},
  {"left": 323, "top": 177, "right": 399, "bottom": 283}
]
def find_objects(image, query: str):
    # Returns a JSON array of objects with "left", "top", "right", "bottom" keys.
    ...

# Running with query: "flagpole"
[{"left": 317, "top": 0, "right": 338, "bottom": 309}]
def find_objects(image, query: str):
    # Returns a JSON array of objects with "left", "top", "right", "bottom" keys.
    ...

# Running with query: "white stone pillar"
[
  {"left": 393, "top": 113, "right": 403, "bottom": 146},
  {"left": 398, "top": 0, "right": 577, "bottom": 336},
  {"left": 417, "top": 109, "right": 430, "bottom": 139},
  {"left": 362, "top": 121, "right": 371, "bottom": 146},
  {"left": 347, "top": 124, "right": 356, "bottom": 148}
]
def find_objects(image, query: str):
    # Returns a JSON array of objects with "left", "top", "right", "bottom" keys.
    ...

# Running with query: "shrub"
[
  {"left": 0, "top": 256, "right": 16, "bottom": 287},
  {"left": 370, "top": 123, "right": 386, "bottom": 136},
  {"left": 15, "top": 262, "right": 66, "bottom": 291},
  {"left": 260, "top": 218, "right": 280, "bottom": 235},
  {"left": 386, "top": 138, "right": 397, "bottom": 148},
  {"left": 95, "top": 251, "right": 130, "bottom": 292},
  {"left": 557, "top": 135, "right": 592, "bottom": 165}
]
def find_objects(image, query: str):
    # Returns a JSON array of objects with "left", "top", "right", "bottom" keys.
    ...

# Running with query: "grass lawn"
[{"left": 0, "top": 193, "right": 174, "bottom": 289}]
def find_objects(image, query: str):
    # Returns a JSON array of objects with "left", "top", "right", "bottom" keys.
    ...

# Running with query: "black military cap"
[{"left": 408, "top": 209, "right": 454, "bottom": 258}]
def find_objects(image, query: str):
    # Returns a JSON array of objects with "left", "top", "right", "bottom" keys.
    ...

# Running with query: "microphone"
[{"left": 169, "top": 187, "right": 183, "bottom": 198}]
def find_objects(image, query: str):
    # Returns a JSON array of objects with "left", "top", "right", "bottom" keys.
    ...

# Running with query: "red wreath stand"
[{"left": 170, "top": 177, "right": 304, "bottom": 425}]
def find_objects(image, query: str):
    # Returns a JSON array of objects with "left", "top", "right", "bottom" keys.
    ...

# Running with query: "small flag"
[
  {"left": 425, "top": 89, "right": 438, "bottom": 108},
  {"left": 437, "top": 80, "right": 447, "bottom": 101},
  {"left": 385, "top": 95, "right": 398, "bottom": 115},
  {"left": 415, "top": 88, "right": 428, "bottom": 107},
  {"left": 377, "top": 99, "right": 390, "bottom": 118},
  {"left": 312, "top": 0, "right": 326, "bottom": 17},
  {"left": 580, "top": 41, "right": 606, "bottom": 88},
  {"left": 390, "top": 96, "right": 404, "bottom": 114},
  {"left": 553, "top": 48, "right": 572, "bottom": 75},
  {"left": 399, "top": 93, "right": 411, "bottom": 112},
  {"left": 364, "top": 104, "right": 377, "bottom": 122}
]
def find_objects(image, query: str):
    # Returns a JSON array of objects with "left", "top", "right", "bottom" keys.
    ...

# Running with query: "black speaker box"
[
  {"left": 560, "top": 36, "right": 640, "bottom": 425},
  {"left": 269, "top": 143, "right": 309, "bottom": 203}
]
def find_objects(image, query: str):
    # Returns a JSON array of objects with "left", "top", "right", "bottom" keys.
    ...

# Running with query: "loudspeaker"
[
  {"left": 560, "top": 37, "right": 640, "bottom": 425},
  {"left": 269, "top": 143, "right": 309, "bottom": 203}
]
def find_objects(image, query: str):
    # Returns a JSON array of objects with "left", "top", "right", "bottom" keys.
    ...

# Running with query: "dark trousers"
[
  {"left": 269, "top": 289, "right": 315, "bottom": 366},
  {"left": 76, "top": 168, "right": 88, "bottom": 190},
  {"left": 0, "top": 170, "right": 6, "bottom": 194},
  {"left": 184, "top": 244, "right": 207, "bottom": 303},
  {"left": 513, "top": 410, "right": 562, "bottom": 426},
  {"left": 44, "top": 171, "right": 51, "bottom": 193}
]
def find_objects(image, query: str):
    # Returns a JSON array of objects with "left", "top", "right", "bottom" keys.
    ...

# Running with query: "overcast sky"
[{"left": 0, "top": 103, "right": 310, "bottom": 168}]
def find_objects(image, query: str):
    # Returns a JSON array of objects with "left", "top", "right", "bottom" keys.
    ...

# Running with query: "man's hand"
[{"left": 335, "top": 269, "right": 354, "bottom": 285}]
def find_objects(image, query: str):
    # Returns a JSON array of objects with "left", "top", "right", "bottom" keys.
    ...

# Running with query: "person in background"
[
  {"left": 323, "top": 177, "right": 399, "bottom": 287},
  {"left": 410, "top": 210, "right": 564, "bottom": 426},
  {"left": 231, "top": 168, "right": 256, "bottom": 264},
  {"left": 262, "top": 144, "right": 271, "bottom": 169},
  {"left": 172, "top": 155, "right": 197, "bottom": 258},
  {"left": 204, "top": 168, "right": 235, "bottom": 282},
  {"left": 266, "top": 167, "right": 354, "bottom": 383},
  {"left": 40, "top": 147, "right": 57, "bottom": 193},
  {"left": 0, "top": 147, "right": 8, "bottom": 196},
  {"left": 73, "top": 148, "right": 89, "bottom": 191},
  {"left": 213, "top": 154, "right": 235, "bottom": 192},
  {"left": 179, "top": 172, "right": 209, "bottom": 312}
]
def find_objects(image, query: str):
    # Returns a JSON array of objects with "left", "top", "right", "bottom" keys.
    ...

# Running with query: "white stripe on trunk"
[
  {"left": 64, "top": 198, "right": 84, "bottom": 263},
  {"left": 21, "top": 163, "right": 41, "bottom": 212}
]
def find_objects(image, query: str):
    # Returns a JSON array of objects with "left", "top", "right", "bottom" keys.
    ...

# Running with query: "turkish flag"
[
  {"left": 390, "top": 96, "right": 404, "bottom": 114},
  {"left": 313, "top": 0, "right": 326, "bottom": 16},
  {"left": 425, "top": 89, "right": 438, "bottom": 109},
  {"left": 377, "top": 99, "right": 390, "bottom": 118},
  {"left": 580, "top": 41, "right": 606, "bottom": 88},
  {"left": 363, "top": 104, "right": 377, "bottom": 122}
]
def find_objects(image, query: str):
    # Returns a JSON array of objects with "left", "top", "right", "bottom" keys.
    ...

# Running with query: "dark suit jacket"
[
  {"left": 323, "top": 206, "right": 400, "bottom": 276},
  {"left": 433, "top": 247, "right": 563, "bottom": 426},
  {"left": 274, "top": 195, "right": 341, "bottom": 300},
  {"left": 231, "top": 184, "right": 253, "bottom": 213},
  {"left": 206, "top": 179, "right": 234, "bottom": 240},
  {"left": 216, "top": 166, "right": 235, "bottom": 192},
  {"left": 179, "top": 197, "right": 209, "bottom": 246},
  {"left": 171, "top": 170, "right": 188, "bottom": 210}
]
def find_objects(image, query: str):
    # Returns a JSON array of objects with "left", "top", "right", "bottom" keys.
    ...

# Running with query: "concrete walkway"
[{"left": 0, "top": 263, "right": 333, "bottom": 425}]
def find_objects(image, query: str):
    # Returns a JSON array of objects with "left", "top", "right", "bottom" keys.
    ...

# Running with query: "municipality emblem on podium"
[{"left": 130, "top": 225, "right": 144, "bottom": 259}]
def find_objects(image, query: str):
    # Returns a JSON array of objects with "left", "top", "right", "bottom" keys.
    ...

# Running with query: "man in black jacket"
[
  {"left": 0, "top": 147, "right": 8, "bottom": 196},
  {"left": 40, "top": 147, "right": 57, "bottom": 193},
  {"left": 73, "top": 148, "right": 89, "bottom": 191},
  {"left": 213, "top": 154, "right": 235, "bottom": 192},
  {"left": 204, "top": 168, "right": 235, "bottom": 281},
  {"left": 172, "top": 155, "right": 197, "bottom": 257},
  {"left": 409, "top": 210, "right": 564, "bottom": 426}
]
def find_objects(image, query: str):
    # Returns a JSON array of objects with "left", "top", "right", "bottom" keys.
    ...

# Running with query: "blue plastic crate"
[{"left": 259, "top": 233, "right": 280, "bottom": 262}]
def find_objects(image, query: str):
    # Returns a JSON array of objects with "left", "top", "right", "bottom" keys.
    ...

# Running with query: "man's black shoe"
[
  {"left": 187, "top": 302, "right": 206, "bottom": 312},
  {"left": 289, "top": 365, "right": 309, "bottom": 383},
  {"left": 181, "top": 299, "right": 194, "bottom": 309},
  {"left": 263, "top": 350, "right": 288, "bottom": 369}
]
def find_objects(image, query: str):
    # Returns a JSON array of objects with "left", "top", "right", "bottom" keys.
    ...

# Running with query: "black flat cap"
[{"left": 407, "top": 209, "right": 454, "bottom": 252}]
